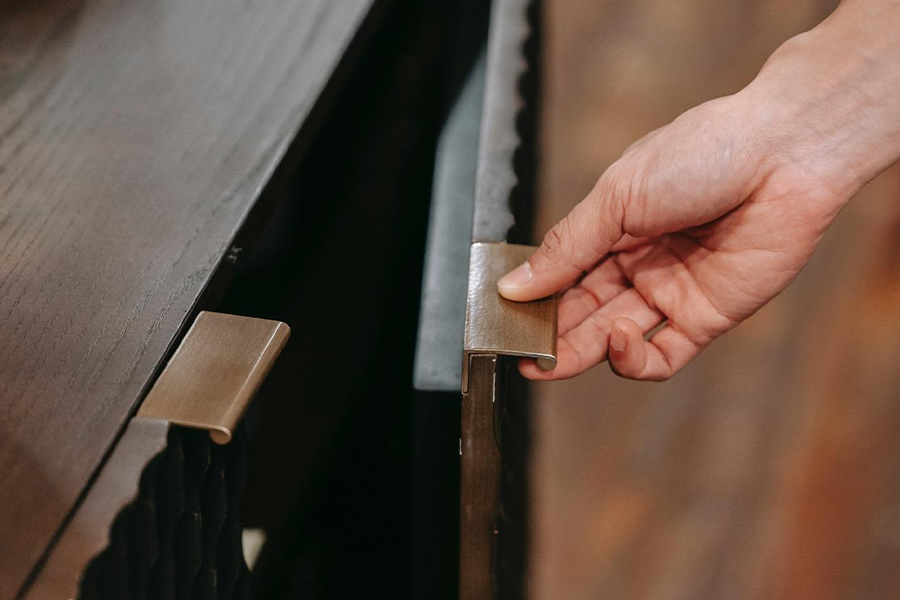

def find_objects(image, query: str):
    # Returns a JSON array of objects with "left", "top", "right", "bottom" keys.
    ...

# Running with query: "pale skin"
[{"left": 498, "top": 0, "right": 900, "bottom": 381}]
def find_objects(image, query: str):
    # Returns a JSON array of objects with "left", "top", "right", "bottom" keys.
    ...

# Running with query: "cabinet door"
[
  {"left": 27, "top": 313, "right": 288, "bottom": 600},
  {"left": 413, "top": 2, "right": 547, "bottom": 598}
]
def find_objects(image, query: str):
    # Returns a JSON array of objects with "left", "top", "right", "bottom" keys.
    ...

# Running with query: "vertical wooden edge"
[
  {"left": 23, "top": 418, "right": 172, "bottom": 600},
  {"left": 460, "top": 354, "right": 501, "bottom": 600}
]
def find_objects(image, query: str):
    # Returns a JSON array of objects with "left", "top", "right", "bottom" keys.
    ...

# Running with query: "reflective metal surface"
[
  {"left": 462, "top": 242, "right": 557, "bottom": 393},
  {"left": 137, "top": 311, "right": 290, "bottom": 444}
]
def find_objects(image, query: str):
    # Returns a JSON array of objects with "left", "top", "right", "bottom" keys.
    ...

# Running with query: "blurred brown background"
[{"left": 531, "top": 1, "right": 900, "bottom": 598}]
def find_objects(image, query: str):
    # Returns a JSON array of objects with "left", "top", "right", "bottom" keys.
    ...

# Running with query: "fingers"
[
  {"left": 557, "top": 258, "right": 628, "bottom": 335},
  {"left": 498, "top": 182, "right": 625, "bottom": 302},
  {"left": 520, "top": 288, "right": 663, "bottom": 380},
  {"left": 610, "top": 234, "right": 656, "bottom": 253},
  {"left": 607, "top": 317, "right": 646, "bottom": 374},
  {"left": 608, "top": 319, "right": 702, "bottom": 381}
]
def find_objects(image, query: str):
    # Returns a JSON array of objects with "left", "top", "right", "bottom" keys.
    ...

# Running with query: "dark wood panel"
[
  {"left": 460, "top": 354, "right": 503, "bottom": 600},
  {"left": 0, "top": 0, "right": 377, "bottom": 596},
  {"left": 24, "top": 418, "right": 171, "bottom": 600}
]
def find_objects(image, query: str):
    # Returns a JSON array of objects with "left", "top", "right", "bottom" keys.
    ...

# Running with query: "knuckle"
[
  {"left": 608, "top": 356, "right": 635, "bottom": 380},
  {"left": 595, "top": 172, "right": 631, "bottom": 236},
  {"left": 588, "top": 313, "right": 612, "bottom": 336},
  {"left": 598, "top": 164, "right": 630, "bottom": 204},
  {"left": 540, "top": 218, "right": 572, "bottom": 262}
]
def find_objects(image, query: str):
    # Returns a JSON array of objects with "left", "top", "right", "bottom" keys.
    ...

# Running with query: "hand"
[
  {"left": 498, "top": 1, "right": 900, "bottom": 381},
  {"left": 500, "top": 95, "right": 843, "bottom": 381}
]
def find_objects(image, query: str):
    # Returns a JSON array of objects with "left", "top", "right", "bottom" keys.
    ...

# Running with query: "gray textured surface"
[
  {"left": 472, "top": 0, "right": 533, "bottom": 243},
  {"left": 413, "top": 55, "right": 485, "bottom": 392}
]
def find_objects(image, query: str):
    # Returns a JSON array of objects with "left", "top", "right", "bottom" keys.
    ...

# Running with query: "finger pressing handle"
[{"left": 497, "top": 183, "right": 624, "bottom": 301}]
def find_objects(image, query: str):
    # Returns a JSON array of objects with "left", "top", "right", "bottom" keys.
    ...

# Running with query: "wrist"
[{"left": 737, "top": 3, "right": 900, "bottom": 201}]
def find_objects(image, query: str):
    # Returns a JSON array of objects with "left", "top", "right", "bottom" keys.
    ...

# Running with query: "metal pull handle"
[
  {"left": 137, "top": 311, "right": 290, "bottom": 444},
  {"left": 462, "top": 242, "right": 557, "bottom": 393},
  {"left": 460, "top": 243, "right": 557, "bottom": 600}
]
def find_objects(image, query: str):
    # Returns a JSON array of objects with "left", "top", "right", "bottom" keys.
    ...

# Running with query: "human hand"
[{"left": 498, "top": 0, "right": 900, "bottom": 381}]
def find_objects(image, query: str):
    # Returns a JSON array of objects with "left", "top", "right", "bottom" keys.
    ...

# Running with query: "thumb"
[{"left": 498, "top": 185, "right": 624, "bottom": 301}]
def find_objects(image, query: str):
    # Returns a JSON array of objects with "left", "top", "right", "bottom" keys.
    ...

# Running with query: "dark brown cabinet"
[{"left": 0, "top": 1, "right": 542, "bottom": 598}]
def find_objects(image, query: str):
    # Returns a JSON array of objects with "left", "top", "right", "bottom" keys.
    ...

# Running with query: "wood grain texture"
[
  {"left": 0, "top": 0, "right": 376, "bottom": 597},
  {"left": 532, "top": 0, "right": 900, "bottom": 599}
]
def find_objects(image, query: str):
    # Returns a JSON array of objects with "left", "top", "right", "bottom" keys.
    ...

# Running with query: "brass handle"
[
  {"left": 137, "top": 311, "right": 290, "bottom": 444},
  {"left": 462, "top": 242, "right": 557, "bottom": 393}
]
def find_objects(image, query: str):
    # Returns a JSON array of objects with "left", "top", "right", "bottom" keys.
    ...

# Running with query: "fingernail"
[
  {"left": 498, "top": 261, "right": 533, "bottom": 292},
  {"left": 610, "top": 325, "right": 627, "bottom": 352}
]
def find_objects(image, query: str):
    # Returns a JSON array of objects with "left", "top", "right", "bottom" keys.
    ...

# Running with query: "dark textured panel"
[
  {"left": 78, "top": 426, "right": 250, "bottom": 600},
  {"left": 0, "top": 1, "right": 380, "bottom": 595},
  {"left": 148, "top": 431, "right": 184, "bottom": 600},
  {"left": 175, "top": 436, "right": 209, "bottom": 600},
  {"left": 497, "top": 369, "right": 530, "bottom": 600},
  {"left": 22, "top": 418, "right": 173, "bottom": 600}
]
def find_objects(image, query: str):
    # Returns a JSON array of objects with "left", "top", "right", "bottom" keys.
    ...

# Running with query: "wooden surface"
[
  {"left": 0, "top": 1, "right": 376, "bottom": 597},
  {"left": 24, "top": 418, "right": 171, "bottom": 600},
  {"left": 461, "top": 354, "right": 503, "bottom": 600},
  {"left": 532, "top": 0, "right": 900, "bottom": 599},
  {"left": 138, "top": 311, "right": 289, "bottom": 444}
]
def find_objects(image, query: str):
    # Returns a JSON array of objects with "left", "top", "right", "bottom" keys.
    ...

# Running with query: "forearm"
[{"left": 738, "top": 0, "right": 900, "bottom": 200}]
